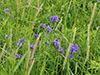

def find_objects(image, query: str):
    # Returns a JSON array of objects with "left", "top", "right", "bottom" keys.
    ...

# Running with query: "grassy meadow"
[{"left": 0, "top": 0, "right": 100, "bottom": 75}]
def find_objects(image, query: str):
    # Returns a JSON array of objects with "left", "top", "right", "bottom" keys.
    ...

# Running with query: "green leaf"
[
  {"left": 13, "top": 50, "right": 29, "bottom": 72},
  {"left": 45, "top": 51, "right": 55, "bottom": 63}
]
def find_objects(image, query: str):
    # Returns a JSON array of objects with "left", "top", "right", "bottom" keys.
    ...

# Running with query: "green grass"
[{"left": 0, "top": 0, "right": 100, "bottom": 75}]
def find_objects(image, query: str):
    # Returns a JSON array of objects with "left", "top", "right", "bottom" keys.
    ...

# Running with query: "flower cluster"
[
  {"left": 52, "top": 38, "right": 64, "bottom": 54},
  {"left": 3, "top": 50, "right": 22, "bottom": 58},
  {"left": 13, "top": 51, "right": 22, "bottom": 58},
  {"left": 69, "top": 44, "right": 81, "bottom": 59},
  {"left": 50, "top": 15, "right": 59, "bottom": 24},
  {"left": 17, "top": 38, "right": 25, "bottom": 47},
  {"left": 4, "top": 8, "right": 14, "bottom": 18},
  {"left": 39, "top": 23, "right": 52, "bottom": 33},
  {"left": 69, "top": 44, "right": 78, "bottom": 53}
]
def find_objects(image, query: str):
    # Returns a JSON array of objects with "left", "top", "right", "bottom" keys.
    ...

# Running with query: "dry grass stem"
[
  {"left": 84, "top": 3, "right": 97, "bottom": 65},
  {"left": 10, "top": 28, "right": 12, "bottom": 51},
  {"left": 63, "top": 43, "right": 71, "bottom": 70},
  {"left": 72, "top": 27, "right": 76, "bottom": 42},
  {"left": 22, "top": 5, "right": 38, "bottom": 10},
  {"left": 28, "top": 59, "right": 35, "bottom": 75},
  {"left": 55, "top": 17, "right": 63, "bottom": 31},
  {"left": 32, "top": 4, "right": 43, "bottom": 30},
  {"left": 67, "top": 0, "right": 72, "bottom": 14},
  {"left": 31, "top": 33, "right": 41, "bottom": 58},
  {"left": 75, "top": 62, "right": 78, "bottom": 74}
]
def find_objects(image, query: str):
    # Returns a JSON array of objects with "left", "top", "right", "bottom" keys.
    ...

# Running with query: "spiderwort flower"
[
  {"left": 70, "top": 55, "right": 74, "bottom": 59},
  {"left": 8, "top": 51, "right": 10, "bottom": 54},
  {"left": 6, "top": 12, "right": 10, "bottom": 15},
  {"left": 61, "top": 50, "right": 64, "bottom": 54},
  {"left": 50, "top": 15, "right": 59, "bottom": 24},
  {"left": 53, "top": 39, "right": 60, "bottom": 48},
  {"left": 17, "top": 38, "right": 25, "bottom": 47},
  {"left": 69, "top": 44, "right": 78, "bottom": 53},
  {"left": 17, "top": 42, "right": 20, "bottom": 47},
  {"left": 30, "top": 45, "right": 35, "bottom": 49},
  {"left": 46, "top": 40, "right": 49, "bottom": 45},
  {"left": 46, "top": 25, "right": 52, "bottom": 33},
  {"left": 44, "top": 26, "right": 46, "bottom": 29},
  {"left": 4, "top": 8, "right": 10, "bottom": 11},
  {"left": 20, "top": 55, "right": 22, "bottom": 58},
  {"left": 5, "top": 35, "right": 8, "bottom": 39},
  {"left": 16, "top": 54, "right": 20, "bottom": 58},
  {"left": 12, "top": 15, "right": 14, "bottom": 18},
  {"left": 78, "top": 50, "right": 81, "bottom": 54},
  {"left": 3, "top": 51, "right": 5, "bottom": 54},
  {"left": 40, "top": 23, "right": 45, "bottom": 27},
  {"left": 59, "top": 47, "right": 62, "bottom": 50},
  {"left": 34, "top": 34, "right": 38, "bottom": 37}
]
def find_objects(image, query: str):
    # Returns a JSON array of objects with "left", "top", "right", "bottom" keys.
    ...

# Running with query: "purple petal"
[{"left": 70, "top": 55, "right": 74, "bottom": 59}]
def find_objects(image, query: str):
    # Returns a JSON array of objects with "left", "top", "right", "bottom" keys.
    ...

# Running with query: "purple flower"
[
  {"left": 8, "top": 51, "right": 10, "bottom": 54},
  {"left": 70, "top": 55, "right": 74, "bottom": 59},
  {"left": 13, "top": 55, "right": 15, "bottom": 57},
  {"left": 54, "top": 16, "right": 59, "bottom": 21},
  {"left": 78, "top": 50, "right": 81, "bottom": 54},
  {"left": 46, "top": 25, "right": 52, "bottom": 33},
  {"left": 50, "top": 16, "right": 55, "bottom": 21},
  {"left": 61, "top": 50, "right": 64, "bottom": 54},
  {"left": 30, "top": 45, "right": 35, "bottom": 49},
  {"left": 5, "top": 35, "right": 8, "bottom": 39},
  {"left": 17, "top": 38, "right": 25, "bottom": 47},
  {"left": 40, "top": 23, "right": 45, "bottom": 27},
  {"left": 12, "top": 15, "right": 14, "bottom": 18},
  {"left": 16, "top": 54, "right": 20, "bottom": 58},
  {"left": 20, "top": 55, "right": 22, "bottom": 58},
  {"left": 5, "top": 12, "right": 10, "bottom": 15},
  {"left": 3, "top": 51, "right": 5, "bottom": 54},
  {"left": 17, "top": 42, "right": 20, "bottom": 47},
  {"left": 53, "top": 38, "right": 60, "bottom": 48},
  {"left": 0, "top": 4, "right": 1, "bottom": 6},
  {"left": 59, "top": 47, "right": 62, "bottom": 50},
  {"left": 50, "top": 16, "right": 59, "bottom": 24},
  {"left": 69, "top": 44, "right": 78, "bottom": 53},
  {"left": 4, "top": 8, "right": 10, "bottom": 11},
  {"left": 13, "top": 51, "right": 17, "bottom": 57},
  {"left": 44, "top": 26, "right": 46, "bottom": 29},
  {"left": 34, "top": 34, "right": 38, "bottom": 37},
  {"left": 46, "top": 40, "right": 49, "bottom": 44},
  {"left": 98, "top": 1, "right": 100, "bottom": 2}
]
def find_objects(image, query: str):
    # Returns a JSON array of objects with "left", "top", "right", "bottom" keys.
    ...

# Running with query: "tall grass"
[{"left": 0, "top": 0, "right": 100, "bottom": 75}]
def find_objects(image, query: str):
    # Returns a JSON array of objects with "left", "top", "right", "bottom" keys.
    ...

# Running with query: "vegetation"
[{"left": 0, "top": 0, "right": 100, "bottom": 75}]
